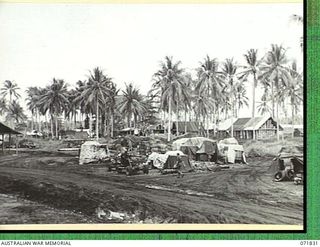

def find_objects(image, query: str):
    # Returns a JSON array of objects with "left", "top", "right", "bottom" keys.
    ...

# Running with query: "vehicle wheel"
[
  {"left": 143, "top": 166, "right": 149, "bottom": 174},
  {"left": 126, "top": 167, "right": 133, "bottom": 176},
  {"left": 286, "top": 169, "right": 294, "bottom": 180},
  {"left": 274, "top": 171, "right": 285, "bottom": 182}
]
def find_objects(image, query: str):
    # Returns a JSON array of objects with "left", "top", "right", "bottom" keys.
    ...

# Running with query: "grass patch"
[{"left": 243, "top": 137, "right": 303, "bottom": 157}]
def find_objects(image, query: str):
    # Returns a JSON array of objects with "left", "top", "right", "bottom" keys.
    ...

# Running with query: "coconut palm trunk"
[
  {"left": 206, "top": 115, "right": 209, "bottom": 138},
  {"left": 74, "top": 107, "right": 77, "bottom": 129},
  {"left": 55, "top": 115, "right": 59, "bottom": 139},
  {"left": 127, "top": 111, "right": 132, "bottom": 128},
  {"left": 198, "top": 113, "right": 201, "bottom": 136},
  {"left": 271, "top": 80, "right": 275, "bottom": 118},
  {"left": 36, "top": 111, "right": 40, "bottom": 131},
  {"left": 96, "top": 99, "right": 99, "bottom": 141},
  {"left": 230, "top": 101, "right": 234, "bottom": 138},
  {"left": 276, "top": 101, "right": 280, "bottom": 141},
  {"left": 176, "top": 100, "right": 180, "bottom": 136},
  {"left": 176, "top": 112, "right": 179, "bottom": 136},
  {"left": 104, "top": 110, "right": 107, "bottom": 137},
  {"left": 38, "top": 111, "right": 42, "bottom": 132},
  {"left": 31, "top": 114, "right": 34, "bottom": 131},
  {"left": 162, "top": 110, "right": 165, "bottom": 128},
  {"left": 252, "top": 74, "right": 257, "bottom": 117},
  {"left": 184, "top": 108, "right": 187, "bottom": 134},
  {"left": 167, "top": 97, "right": 172, "bottom": 142},
  {"left": 44, "top": 114, "right": 48, "bottom": 135},
  {"left": 213, "top": 105, "right": 217, "bottom": 137},
  {"left": 50, "top": 114, "right": 54, "bottom": 139},
  {"left": 111, "top": 112, "right": 114, "bottom": 138},
  {"left": 291, "top": 101, "right": 295, "bottom": 138},
  {"left": 133, "top": 115, "right": 137, "bottom": 128}
]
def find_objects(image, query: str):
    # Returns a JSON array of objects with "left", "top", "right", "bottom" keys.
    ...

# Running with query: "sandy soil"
[{"left": 0, "top": 151, "right": 303, "bottom": 224}]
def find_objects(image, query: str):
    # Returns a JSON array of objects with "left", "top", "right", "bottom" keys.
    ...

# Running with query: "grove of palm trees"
[{"left": 0, "top": 44, "right": 303, "bottom": 142}]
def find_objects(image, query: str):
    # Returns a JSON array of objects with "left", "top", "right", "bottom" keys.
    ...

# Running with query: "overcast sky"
[{"left": 0, "top": 3, "right": 303, "bottom": 117}]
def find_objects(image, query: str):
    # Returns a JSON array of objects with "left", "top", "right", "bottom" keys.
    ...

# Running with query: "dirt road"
[{"left": 0, "top": 151, "right": 303, "bottom": 224}]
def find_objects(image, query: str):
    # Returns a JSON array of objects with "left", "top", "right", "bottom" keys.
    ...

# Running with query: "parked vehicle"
[
  {"left": 271, "top": 146, "right": 303, "bottom": 184},
  {"left": 111, "top": 151, "right": 149, "bottom": 176},
  {"left": 19, "top": 139, "right": 37, "bottom": 149}
]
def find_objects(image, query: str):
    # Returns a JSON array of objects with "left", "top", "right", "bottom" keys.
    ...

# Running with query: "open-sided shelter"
[
  {"left": 171, "top": 121, "right": 205, "bottom": 135},
  {"left": 0, "top": 122, "right": 22, "bottom": 153},
  {"left": 196, "top": 140, "right": 218, "bottom": 162}
]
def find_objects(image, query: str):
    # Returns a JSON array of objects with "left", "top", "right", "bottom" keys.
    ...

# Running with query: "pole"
[
  {"left": 1, "top": 134, "right": 4, "bottom": 154},
  {"left": 9, "top": 133, "right": 11, "bottom": 153},
  {"left": 16, "top": 135, "right": 18, "bottom": 155}
]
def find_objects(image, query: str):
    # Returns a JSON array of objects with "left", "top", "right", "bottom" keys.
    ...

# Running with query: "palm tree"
[
  {"left": 26, "top": 86, "right": 42, "bottom": 131},
  {"left": 153, "top": 56, "right": 185, "bottom": 141},
  {"left": 74, "top": 80, "right": 91, "bottom": 129},
  {"left": 1, "top": 80, "right": 21, "bottom": 104},
  {"left": 0, "top": 99, "right": 8, "bottom": 116},
  {"left": 257, "top": 87, "right": 272, "bottom": 116},
  {"left": 260, "top": 44, "right": 291, "bottom": 140},
  {"left": 194, "top": 94, "right": 215, "bottom": 136},
  {"left": 239, "top": 49, "right": 261, "bottom": 117},
  {"left": 105, "top": 82, "right": 119, "bottom": 138},
  {"left": 260, "top": 45, "right": 291, "bottom": 116},
  {"left": 281, "top": 62, "right": 303, "bottom": 137},
  {"left": 118, "top": 83, "right": 146, "bottom": 129},
  {"left": 181, "top": 73, "right": 193, "bottom": 134},
  {"left": 6, "top": 100, "right": 27, "bottom": 125},
  {"left": 234, "top": 81, "right": 249, "bottom": 117},
  {"left": 196, "top": 55, "right": 224, "bottom": 136},
  {"left": 65, "top": 89, "right": 79, "bottom": 130},
  {"left": 37, "top": 78, "right": 69, "bottom": 139},
  {"left": 221, "top": 58, "right": 238, "bottom": 137},
  {"left": 76, "top": 67, "right": 112, "bottom": 141}
]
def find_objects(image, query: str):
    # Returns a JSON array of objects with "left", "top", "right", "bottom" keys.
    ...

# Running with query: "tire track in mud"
[{"left": 0, "top": 154, "right": 303, "bottom": 224}]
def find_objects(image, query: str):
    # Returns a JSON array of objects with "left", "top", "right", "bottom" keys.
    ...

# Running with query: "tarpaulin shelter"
[
  {"left": 180, "top": 145, "right": 197, "bottom": 160},
  {"left": 218, "top": 137, "right": 239, "bottom": 146},
  {"left": 172, "top": 137, "right": 216, "bottom": 151},
  {"left": 291, "top": 156, "right": 303, "bottom": 173},
  {"left": 163, "top": 152, "right": 193, "bottom": 172},
  {"left": 172, "top": 137, "right": 218, "bottom": 161},
  {"left": 196, "top": 140, "right": 218, "bottom": 162},
  {"left": 0, "top": 122, "right": 22, "bottom": 153},
  {"left": 147, "top": 151, "right": 193, "bottom": 172}
]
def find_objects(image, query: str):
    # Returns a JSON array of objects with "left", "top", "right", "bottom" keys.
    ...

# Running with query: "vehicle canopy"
[{"left": 269, "top": 145, "right": 304, "bottom": 174}]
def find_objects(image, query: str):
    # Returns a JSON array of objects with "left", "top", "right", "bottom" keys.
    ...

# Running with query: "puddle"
[{"left": 142, "top": 184, "right": 214, "bottom": 198}]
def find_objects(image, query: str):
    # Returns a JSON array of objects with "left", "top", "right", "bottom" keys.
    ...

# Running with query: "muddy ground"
[{"left": 0, "top": 151, "right": 303, "bottom": 224}]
